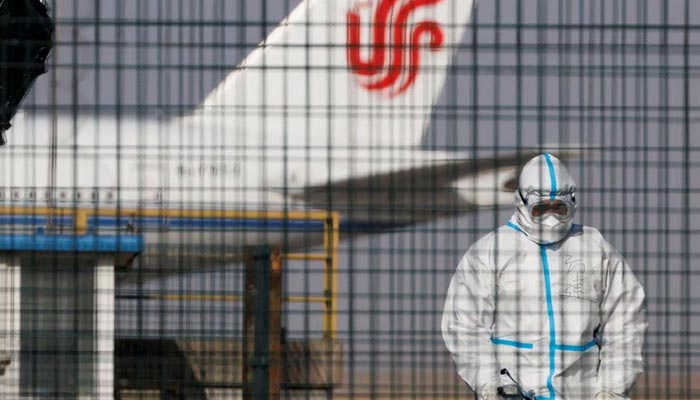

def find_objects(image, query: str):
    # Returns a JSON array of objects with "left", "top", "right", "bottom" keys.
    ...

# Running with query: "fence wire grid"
[{"left": 0, "top": 0, "right": 698, "bottom": 399}]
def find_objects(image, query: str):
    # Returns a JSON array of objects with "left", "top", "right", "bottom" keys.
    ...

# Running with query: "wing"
[{"left": 294, "top": 150, "right": 580, "bottom": 231}]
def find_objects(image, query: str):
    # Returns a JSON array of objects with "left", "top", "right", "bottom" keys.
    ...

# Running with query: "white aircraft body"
[{"left": 1, "top": 0, "right": 526, "bottom": 250}]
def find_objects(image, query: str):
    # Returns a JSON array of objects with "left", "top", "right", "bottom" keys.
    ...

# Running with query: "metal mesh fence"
[{"left": 0, "top": 0, "right": 698, "bottom": 399}]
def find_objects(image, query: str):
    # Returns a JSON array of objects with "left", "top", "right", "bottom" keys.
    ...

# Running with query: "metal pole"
[{"left": 243, "top": 245, "right": 282, "bottom": 400}]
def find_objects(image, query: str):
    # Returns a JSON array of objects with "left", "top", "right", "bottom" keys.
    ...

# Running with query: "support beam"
[
  {"left": 0, "top": 256, "right": 21, "bottom": 398},
  {"left": 94, "top": 257, "right": 115, "bottom": 400},
  {"left": 243, "top": 245, "right": 282, "bottom": 400},
  {"left": 0, "top": 234, "right": 141, "bottom": 399}
]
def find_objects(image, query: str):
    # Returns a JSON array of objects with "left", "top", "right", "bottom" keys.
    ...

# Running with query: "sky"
[{"left": 22, "top": 0, "right": 700, "bottom": 397}]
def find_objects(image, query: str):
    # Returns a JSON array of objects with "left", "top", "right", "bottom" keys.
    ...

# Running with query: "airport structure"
[{"left": 0, "top": 207, "right": 341, "bottom": 399}]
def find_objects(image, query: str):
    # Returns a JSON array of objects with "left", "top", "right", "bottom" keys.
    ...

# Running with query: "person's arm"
[
  {"left": 596, "top": 245, "right": 647, "bottom": 398},
  {"left": 442, "top": 245, "right": 499, "bottom": 398}
]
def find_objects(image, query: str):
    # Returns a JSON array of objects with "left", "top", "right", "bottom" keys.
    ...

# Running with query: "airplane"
[{"left": 1, "top": 0, "right": 547, "bottom": 252}]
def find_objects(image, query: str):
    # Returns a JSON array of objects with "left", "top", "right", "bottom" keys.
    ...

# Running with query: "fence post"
[{"left": 244, "top": 245, "right": 282, "bottom": 400}]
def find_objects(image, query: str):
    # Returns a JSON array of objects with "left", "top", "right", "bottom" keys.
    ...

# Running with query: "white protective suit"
[{"left": 442, "top": 154, "right": 646, "bottom": 400}]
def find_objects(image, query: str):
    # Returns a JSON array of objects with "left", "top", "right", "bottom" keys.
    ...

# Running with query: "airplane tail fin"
[{"left": 199, "top": 0, "right": 476, "bottom": 149}]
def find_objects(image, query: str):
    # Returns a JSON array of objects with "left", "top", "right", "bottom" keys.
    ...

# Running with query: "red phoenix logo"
[{"left": 347, "top": 0, "right": 445, "bottom": 97}]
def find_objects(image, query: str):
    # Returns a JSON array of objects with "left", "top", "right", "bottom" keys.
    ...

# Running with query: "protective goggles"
[{"left": 519, "top": 190, "right": 577, "bottom": 220}]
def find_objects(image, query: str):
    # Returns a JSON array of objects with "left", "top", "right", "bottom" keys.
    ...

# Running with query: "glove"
[
  {"left": 595, "top": 392, "right": 627, "bottom": 400},
  {"left": 478, "top": 380, "right": 500, "bottom": 400}
]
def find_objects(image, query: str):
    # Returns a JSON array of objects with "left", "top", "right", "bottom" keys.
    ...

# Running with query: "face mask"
[
  {"left": 519, "top": 191, "right": 577, "bottom": 221},
  {"left": 511, "top": 154, "right": 578, "bottom": 244},
  {"left": 514, "top": 203, "right": 574, "bottom": 244}
]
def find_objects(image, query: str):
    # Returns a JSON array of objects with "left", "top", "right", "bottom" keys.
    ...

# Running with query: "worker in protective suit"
[{"left": 442, "top": 154, "right": 646, "bottom": 400}]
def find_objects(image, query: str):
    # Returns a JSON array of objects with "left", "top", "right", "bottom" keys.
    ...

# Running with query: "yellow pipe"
[
  {"left": 0, "top": 206, "right": 71, "bottom": 216},
  {"left": 157, "top": 294, "right": 243, "bottom": 302},
  {"left": 75, "top": 209, "right": 89, "bottom": 234},
  {"left": 122, "top": 294, "right": 327, "bottom": 304},
  {"left": 330, "top": 212, "right": 340, "bottom": 339},
  {"left": 323, "top": 217, "right": 330, "bottom": 338},
  {"left": 92, "top": 207, "right": 333, "bottom": 222},
  {"left": 287, "top": 296, "right": 327, "bottom": 303},
  {"left": 284, "top": 253, "right": 327, "bottom": 261},
  {"left": 0, "top": 206, "right": 333, "bottom": 223},
  {"left": 320, "top": 212, "right": 340, "bottom": 339}
]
